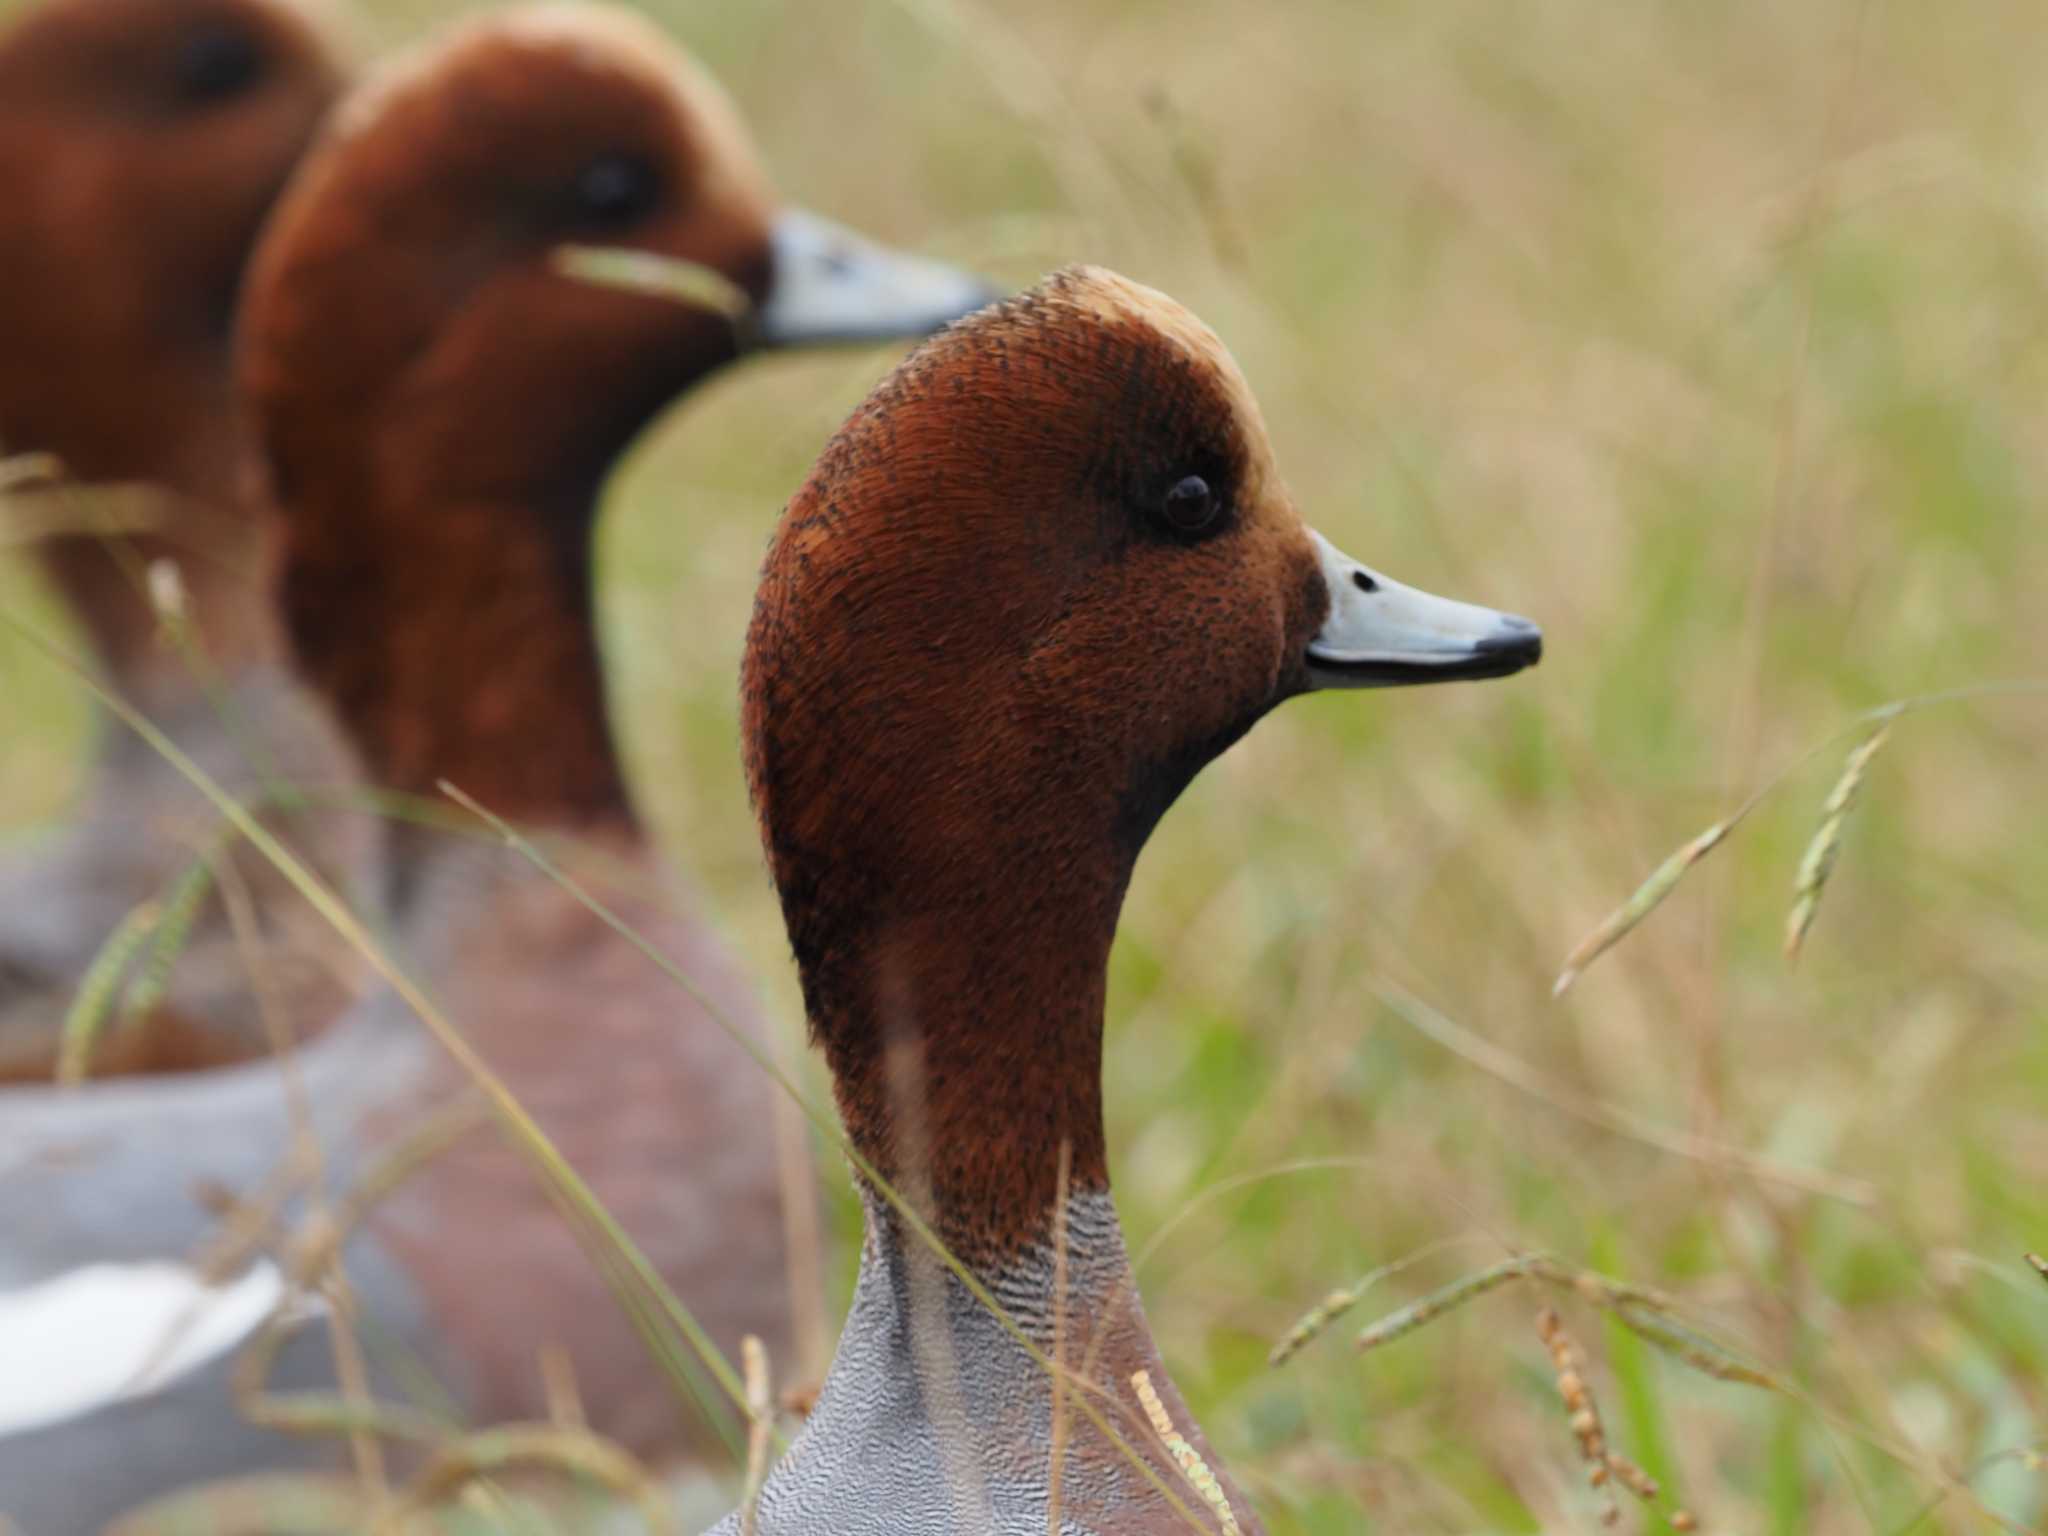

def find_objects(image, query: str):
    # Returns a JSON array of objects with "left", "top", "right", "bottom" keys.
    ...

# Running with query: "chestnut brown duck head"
[
  {"left": 726, "top": 266, "right": 1539, "bottom": 1533},
  {"left": 0, "top": 0, "right": 345, "bottom": 683},
  {"left": 239, "top": 1, "right": 997, "bottom": 857}
]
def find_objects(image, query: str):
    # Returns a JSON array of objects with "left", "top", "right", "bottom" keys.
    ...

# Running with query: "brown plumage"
[
  {"left": 0, "top": 0, "right": 362, "bottom": 1077},
  {"left": 238, "top": 5, "right": 781, "bottom": 840},
  {"left": 0, "top": 0, "right": 345, "bottom": 686},
  {"left": 232, "top": 1, "right": 815, "bottom": 1439}
]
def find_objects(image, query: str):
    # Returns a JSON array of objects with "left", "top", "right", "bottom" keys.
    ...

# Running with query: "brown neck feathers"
[
  {"left": 278, "top": 477, "right": 633, "bottom": 848},
  {"left": 24, "top": 371, "right": 283, "bottom": 698},
  {"left": 778, "top": 803, "right": 1136, "bottom": 1270}
]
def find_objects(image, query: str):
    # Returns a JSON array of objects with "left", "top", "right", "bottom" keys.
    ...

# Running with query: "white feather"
[{"left": 0, "top": 1260, "right": 287, "bottom": 1436}]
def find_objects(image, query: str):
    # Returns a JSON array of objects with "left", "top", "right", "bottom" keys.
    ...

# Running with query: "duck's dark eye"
[
  {"left": 1160, "top": 474, "right": 1219, "bottom": 534},
  {"left": 175, "top": 23, "right": 263, "bottom": 103},
  {"left": 571, "top": 153, "right": 662, "bottom": 227}
]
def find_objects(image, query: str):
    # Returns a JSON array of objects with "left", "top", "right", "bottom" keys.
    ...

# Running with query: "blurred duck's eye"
[
  {"left": 176, "top": 23, "right": 263, "bottom": 102},
  {"left": 571, "top": 154, "right": 662, "bottom": 226},
  {"left": 1160, "top": 474, "right": 1219, "bottom": 534}
]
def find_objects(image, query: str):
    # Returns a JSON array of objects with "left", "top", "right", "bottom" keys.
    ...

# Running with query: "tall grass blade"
[
  {"left": 368, "top": 1424, "right": 674, "bottom": 1535},
  {"left": 553, "top": 246, "right": 753, "bottom": 325}
]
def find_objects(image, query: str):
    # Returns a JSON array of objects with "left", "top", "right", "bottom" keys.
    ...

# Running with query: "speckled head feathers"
[
  {"left": 742, "top": 266, "right": 1332, "bottom": 1253},
  {"left": 745, "top": 264, "right": 1329, "bottom": 931}
]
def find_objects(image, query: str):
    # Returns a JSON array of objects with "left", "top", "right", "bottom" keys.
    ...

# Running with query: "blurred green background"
[{"left": 4, "top": 0, "right": 2047, "bottom": 1530}]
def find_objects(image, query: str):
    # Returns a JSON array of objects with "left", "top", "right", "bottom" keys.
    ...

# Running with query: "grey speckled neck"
[{"left": 710, "top": 1189, "right": 1250, "bottom": 1536}]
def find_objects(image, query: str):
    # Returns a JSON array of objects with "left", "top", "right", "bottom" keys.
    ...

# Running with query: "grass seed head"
[
  {"left": 1555, "top": 821, "right": 1733, "bottom": 996},
  {"left": 1785, "top": 721, "right": 1893, "bottom": 963},
  {"left": 57, "top": 900, "right": 161, "bottom": 1085},
  {"left": 1537, "top": 1306, "right": 1619, "bottom": 1525}
]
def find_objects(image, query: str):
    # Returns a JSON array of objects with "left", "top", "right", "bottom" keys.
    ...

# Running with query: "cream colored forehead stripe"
[{"left": 1054, "top": 266, "right": 1279, "bottom": 502}]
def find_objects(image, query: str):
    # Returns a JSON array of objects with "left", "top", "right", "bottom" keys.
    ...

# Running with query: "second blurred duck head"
[
  {"left": 236, "top": 3, "right": 998, "bottom": 833},
  {"left": 241, "top": 3, "right": 995, "bottom": 518},
  {"left": 0, "top": 0, "right": 347, "bottom": 677}
]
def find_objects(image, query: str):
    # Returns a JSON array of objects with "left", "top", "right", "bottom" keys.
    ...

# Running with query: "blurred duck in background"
[
  {"left": 0, "top": 5, "right": 995, "bottom": 1532},
  {"left": 718, "top": 266, "right": 1539, "bottom": 1533},
  {"left": 0, "top": 0, "right": 367, "bottom": 1080}
]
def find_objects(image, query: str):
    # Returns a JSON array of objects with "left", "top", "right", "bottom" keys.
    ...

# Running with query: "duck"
[
  {"left": 716, "top": 266, "right": 1541, "bottom": 1533},
  {"left": 0, "top": 8, "right": 995, "bottom": 1532},
  {"left": 0, "top": 0, "right": 367, "bottom": 1079}
]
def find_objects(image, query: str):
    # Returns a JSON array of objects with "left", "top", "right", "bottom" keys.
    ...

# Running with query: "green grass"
[{"left": 6, "top": 0, "right": 2048, "bottom": 1529}]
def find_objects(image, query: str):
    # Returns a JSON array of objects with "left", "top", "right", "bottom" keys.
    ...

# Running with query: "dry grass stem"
[
  {"left": 213, "top": 852, "right": 391, "bottom": 1495},
  {"left": 231, "top": 1097, "right": 491, "bottom": 1447},
  {"left": 553, "top": 245, "right": 754, "bottom": 328},
  {"left": 1130, "top": 1370, "right": 1241, "bottom": 1536},
  {"left": 1048, "top": 1139, "right": 1073, "bottom": 1536},
  {"left": 0, "top": 476, "right": 165, "bottom": 547},
  {"left": 315, "top": 1279, "right": 390, "bottom": 1505},
  {"left": 880, "top": 1014, "right": 994, "bottom": 1527},
  {"left": 739, "top": 1334, "right": 773, "bottom": 1536},
  {"left": 770, "top": 1065, "right": 830, "bottom": 1387},
  {"left": 367, "top": 1423, "right": 672, "bottom": 1536},
  {"left": 0, "top": 449, "right": 62, "bottom": 493},
  {"left": 1333, "top": 1251, "right": 1782, "bottom": 1402},
  {"left": 1785, "top": 720, "right": 1894, "bottom": 961},
  {"left": 540, "top": 1344, "right": 587, "bottom": 1431}
]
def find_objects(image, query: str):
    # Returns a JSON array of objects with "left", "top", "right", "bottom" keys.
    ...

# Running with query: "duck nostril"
[{"left": 1351, "top": 570, "right": 1379, "bottom": 594}]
